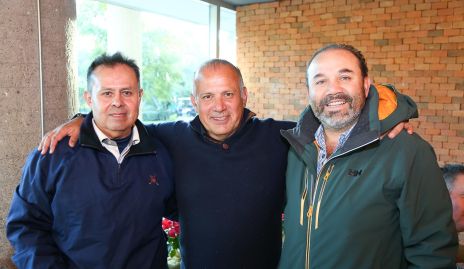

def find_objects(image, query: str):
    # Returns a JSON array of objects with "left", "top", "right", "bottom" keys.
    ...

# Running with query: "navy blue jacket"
[
  {"left": 7, "top": 114, "right": 175, "bottom": 269},
  {"left": 149, "top": 109, "right": 295, "bottom": 269}
]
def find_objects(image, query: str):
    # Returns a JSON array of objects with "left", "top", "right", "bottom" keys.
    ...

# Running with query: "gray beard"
[
  {"left": 316, "top": 108, "right": 361, "bottom": 131},
  {"left": 311, "top": 92, "right": 363, "bottom": 131}
]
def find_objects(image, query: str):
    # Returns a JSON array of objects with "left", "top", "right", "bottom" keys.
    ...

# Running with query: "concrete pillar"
[{"left": 0, "top": 0, "right": 76, "bottom": 267}]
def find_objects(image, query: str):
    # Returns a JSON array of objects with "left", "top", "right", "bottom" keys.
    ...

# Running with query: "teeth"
[{"left": 327, "top": 100, "right": 346, "bottom": 106}]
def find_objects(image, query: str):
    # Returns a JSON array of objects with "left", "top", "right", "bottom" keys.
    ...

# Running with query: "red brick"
[
  {"left": 380, "top": 1, "right": 394, "bottom": 7},
  {"left": 421, "top": 9, "right": 438, "bottom": 17},
  {"left": 433, "top": 36, "right": 449, "bottom": 43},
  {"left": 416, "top": 3, "right": 432, "bottom": 11},
  {"left": 400, "top": 4, "right": 415, "bottom": 12},
  {"left": 431, "top": 2, "right": 448, "bottom": 10},
  {"left": 431, "top": 16, "right": 446, "bottom": 23},
  {"left": 236, "top": 0, "right": 464, "bottom": 164},
  {"left": 450, "top": 36, "right": 464, "bottom": 43},
  {"left": 449, "top": 0, "right": 464, "bottom": 8},
  {"left": 438, "top": 8, "right": 454, "bottom": 16}
]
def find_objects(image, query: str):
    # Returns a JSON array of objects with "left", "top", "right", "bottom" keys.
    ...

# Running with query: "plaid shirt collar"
[{"left": 314, "top": 123, "right": 356, "bottom": 175}]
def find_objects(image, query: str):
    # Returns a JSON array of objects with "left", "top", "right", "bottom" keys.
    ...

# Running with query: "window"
[{"left": 75, "top": 0, "right": 236, "bottom": 122}]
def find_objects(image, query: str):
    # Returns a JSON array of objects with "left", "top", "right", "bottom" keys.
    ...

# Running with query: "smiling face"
[
  {"left": 450, "top": 174, "right": 464, "bottom": 232},
  {"left": 191, "top": 64, "right": 248, "bottom": 141},
  {"left": 84, "top": 63, "right": 142, "bottom": 139},
  {"left": 306, "top": 49, "right": 370, "bottom": 132}
]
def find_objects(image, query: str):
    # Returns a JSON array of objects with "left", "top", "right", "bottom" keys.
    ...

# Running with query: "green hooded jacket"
[{"left": 279, "top": 84, "right": 457, "bottom": 269}]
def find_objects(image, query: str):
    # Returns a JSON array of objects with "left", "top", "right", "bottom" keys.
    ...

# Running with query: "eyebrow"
[
  {"left": 311, "top": 68, "right": 355, "bottom": 80},
  {"left": 338, "top": 68, "right": 354, "bottom": 74},
  {"left": 100, "top": 87, "right": 135, "bottom": 91}
]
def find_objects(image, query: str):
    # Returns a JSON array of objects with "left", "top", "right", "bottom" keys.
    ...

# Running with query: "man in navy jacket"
[{"left": 6, "top": 53, "right": 175, "bottom": 269}]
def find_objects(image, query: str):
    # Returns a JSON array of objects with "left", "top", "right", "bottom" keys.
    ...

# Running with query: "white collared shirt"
[{"left": 92, "top": 120, "right": 140, "bottom": 164}]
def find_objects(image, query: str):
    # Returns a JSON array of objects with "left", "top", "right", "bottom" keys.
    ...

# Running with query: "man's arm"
[
  {"left": 38, "top": 116, "right": 84, "bottom": 154},
  {"left": 6, "top": 151, "right": 67, "bottom": 268},
  {"left": 387, "top": 121, "right": 413, "bottom": 138},
  {"left": 39, "top": 95, "right": 414, "bottom": 154},
  {"left": 398, "top": 139, "right": 458, "bottom": 267}
]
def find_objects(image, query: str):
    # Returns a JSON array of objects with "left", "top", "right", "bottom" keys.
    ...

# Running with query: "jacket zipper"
[
  {"left": 300, "top": 169, "right": 308, "bottom": 226},
  {"left": 303, "top": 137, "right": 380, "bottom": 269},
  {"left": 304, "top": 163, "right": 328, "bottom": 269},
  {"left": 304, "top": 165, "right": 325, "bottom": 269},
  {"left": 315, "top": 163, "right": 334, "bottom": 229}
]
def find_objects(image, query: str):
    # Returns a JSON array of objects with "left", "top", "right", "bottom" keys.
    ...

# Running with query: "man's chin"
[
  {"left": 319, "top": 116, "right": 356, "bottom": 131},
  {"left": 107, "top": 124, "right": 132, "bottom": 132}
]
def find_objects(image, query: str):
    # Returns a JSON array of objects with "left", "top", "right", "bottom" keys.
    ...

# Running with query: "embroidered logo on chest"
[{"left": 148, "top": 175, "right": 159, "bottom": 185}]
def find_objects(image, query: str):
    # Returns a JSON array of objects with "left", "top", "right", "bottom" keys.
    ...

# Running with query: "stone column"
[{"left": 0, "top": 0, "right": 76, "bottom": 267}]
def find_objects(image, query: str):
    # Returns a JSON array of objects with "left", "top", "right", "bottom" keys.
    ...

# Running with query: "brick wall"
[{"left": 236, "top": 0, "right": 463, "bottom": 164}]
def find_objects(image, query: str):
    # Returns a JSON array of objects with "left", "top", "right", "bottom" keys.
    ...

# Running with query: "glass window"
[
  {"left": 219, "top": 7, "right": 236, "bottom": 63},
  {"left": 75, "top": 0, "right": 236, "bottom": 122}
]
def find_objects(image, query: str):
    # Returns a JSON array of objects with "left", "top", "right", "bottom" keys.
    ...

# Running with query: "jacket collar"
[
  {"left": 190, "top": 108, "right": 256, "bottom": 143},
  {"left": 79, "top": 112, "right": 157, "bottom": 155},
  {"left": 281, "top": 84, "right": 382, "bottom": 156}
]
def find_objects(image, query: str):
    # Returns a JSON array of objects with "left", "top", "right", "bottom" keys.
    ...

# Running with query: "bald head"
[{"left": 193, "top": 59, "right": 245, "bottom": 97}]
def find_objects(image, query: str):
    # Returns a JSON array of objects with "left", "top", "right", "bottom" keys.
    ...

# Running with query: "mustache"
[{"left": 319, "top": 93, "right": 353, "bottom": 107}]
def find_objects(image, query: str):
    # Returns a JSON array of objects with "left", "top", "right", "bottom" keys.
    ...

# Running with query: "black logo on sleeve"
[{"left": 347, "top": 169, "right": 362, "bottom": 177}]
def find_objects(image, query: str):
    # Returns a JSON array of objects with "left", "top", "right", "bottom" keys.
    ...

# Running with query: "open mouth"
[
  {"left": 210, "top": 115, "right": 229, "bottom": 123},
  {"left": 326, "top": 99, "right": 347, "bottom": 107},
  {"left": 321, "top": 93, "right": 352, "bottom": 110}
]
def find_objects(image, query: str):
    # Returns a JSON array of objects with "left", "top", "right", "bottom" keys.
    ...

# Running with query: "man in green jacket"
[{"left": 279, "top": 44, "right": 457, "bottom": 269}]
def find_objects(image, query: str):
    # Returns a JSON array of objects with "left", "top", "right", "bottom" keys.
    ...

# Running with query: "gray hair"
[
  {"left": 193, "top": 59, "right": 245, "bottom": 96},
  {"left": 442, "top": 164, "right": 464, "bottom": 191}
]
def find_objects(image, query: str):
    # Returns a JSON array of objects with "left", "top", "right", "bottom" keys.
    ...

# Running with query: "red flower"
[
  {"left": 162, "top": 218, "right": 173, "bottom": 230},
  {"left": 162, "top": 218, "right": 181, "bottom": 247},
  {"left": 168, "top": 228, "right": 177, "bottom": 238}
]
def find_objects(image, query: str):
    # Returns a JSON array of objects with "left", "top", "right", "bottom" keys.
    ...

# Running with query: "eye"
[
  {"left": 340, "top": 75, "right": 351, "bottom": 81},
  {"left": 122, "top": 90, "right": 133, "bottom": 97},
  {"left": 201, "top": 94, "right": 212, "bottom": 100},
  {"left": 314, "top": 79, "right": 326, "bottom": 86},
  {"left": 101, "top": 91, "right": 113, "bottom": 97},
  {"left": 224, "top": 92, "right": 234, "bottom": 98}
]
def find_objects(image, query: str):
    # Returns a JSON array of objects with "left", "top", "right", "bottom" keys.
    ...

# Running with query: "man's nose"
[
  {"left": 213, "top": 96, "right": 226, "bottom": 111},
  {"left": 112, "top": 93, "right": 122, "bottom": 107},
  {"left": 327, "top": 80, "right": 343, "bottom": 94}
]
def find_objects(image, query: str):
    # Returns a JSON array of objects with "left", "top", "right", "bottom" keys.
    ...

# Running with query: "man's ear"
[
  {"left": 84, "top": 91, "right": 92, "bottom": 107},
  {"left": 363, "top": 77, "right": 371, "bottom": 97},
  {"left": 241, "top": 87, "right": 248, "bottom": 107},
  {"left": 138, "top": 89, "right": 144, "bottom": 99},
  {"left": 190, "top": 94, "right": 198, "bottom": 112}
]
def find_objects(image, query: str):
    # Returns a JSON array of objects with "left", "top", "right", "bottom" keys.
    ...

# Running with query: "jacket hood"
[
  {"left": 281, "top": 84, "right": 418, "bottom": 156},
  {"left": 79, "top": 112, "right": 158, "bottom": 155}
]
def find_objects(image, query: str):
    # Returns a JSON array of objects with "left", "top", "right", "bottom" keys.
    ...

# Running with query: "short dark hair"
[
  {"left": 442, "top": 164, "right": 464, "bottom": 191},
  {"left": 87, "top": 52, "right": 140, "bottom": 90},
  {"left": 306, "top": 44, "right": 369, "bottom": 85}
]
